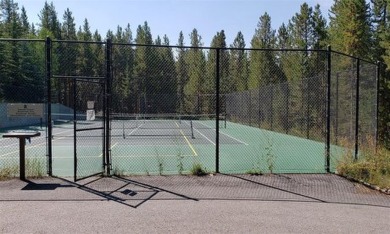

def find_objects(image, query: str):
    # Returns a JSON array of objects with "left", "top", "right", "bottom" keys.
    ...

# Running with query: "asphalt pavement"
[{"left": 0, "top": 174, "right": 389, "bottom": 233}]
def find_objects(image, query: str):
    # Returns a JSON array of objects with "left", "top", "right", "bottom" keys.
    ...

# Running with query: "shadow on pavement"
[{"left": 0, "top": 174, "right": 388, "bottom": 209}]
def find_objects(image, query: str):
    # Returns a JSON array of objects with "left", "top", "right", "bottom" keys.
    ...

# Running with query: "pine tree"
[
  {"left": 38, "top": 1, "right": 61, "bottom": 39},
  {"left": 276, "top": 23, "right": 290, "bottom": 49},
  {"left": 133, "top": 22, "right": 156, "bottom": 113},
  {"left": 20, "top": 6, "right": 29, "bottom": 36},
  {"left": 205, "top": 30, "right": 229, "bottom": 113},
  {"left": 111, "top": 24, "right": 133, "bottom": 112},
  {"left": 57, "top": 8, "right": 78, "bottom": 106},
  {"left": 176, "top": 31, "right": 187, "bottom": 113},
  {"left": 312, "top": 4, "right": 328, "bottom": 50},
  {"left": 157, "top": 35, "right": 177, "bottom": 112},
  {"left": 372, "top": 0, "right": 390, "bottom": 146},
  {"left": 230, "top": 31, "right": 248, "bottom": 91},
  {"left": 282, "top": 3, "right": 328, "bottom": 138},
  {"left": 0, "top": 0, "right": 32, "bottom": 102},
  {"left": 329, "top": 0, "right": 372, "bottom": 58},
  {"left": 1, "top": 0, "right": 23, "bottom": 38},
  {"left": 209, "top": 30, "right": 229, "bottom": 93},
  {"left": 184, "top": 28, "right": 206, "bottom": 114},
  {"left": 289, "top": 3, "right": 314, "bottom": 50},
  {"left": 248, "top": 12, "right": 278, "bottom": 88}
]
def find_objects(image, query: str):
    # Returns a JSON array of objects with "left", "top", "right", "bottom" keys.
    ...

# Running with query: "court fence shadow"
[{"left": 0, "top": 174, "right": 388, "bottom": 209}]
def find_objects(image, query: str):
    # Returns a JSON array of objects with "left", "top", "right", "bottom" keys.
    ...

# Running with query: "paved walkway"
[{"left": 0, "top": 174, "right": 389, "bottom": 233}]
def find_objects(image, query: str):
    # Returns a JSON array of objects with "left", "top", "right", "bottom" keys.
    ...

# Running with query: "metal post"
[
  {"left": 335, "top": 73, "right": 339, "bottom": 145},
  {"left": 19, "top": 138, "right": 25, "bottom": 180},
  {"left": 73, "top": 78, "right": 77, "bottom": 181},
  {"left": 215, "top": 48, "right": 220, "bottom": 173},
  {"left": 105, "top": 39, "right": 112, "bottom": 176},
  {"left": 326, "top": 46, "right": 331, "bottom": 173},
  {"left": 270, "top": 84, "right": 274, "bottom": 131},
  {"left": 306, "top": 78, "right": 310, "bottom": 139},
  {"left": 45, "top": 37, "right": 52, "bottom": 176},
  {"left": 286, "top": 83, "right": 289, "bottom": 134},
  {"left": 354, "top": 59, "right": 360, "bottom": 161},
  {"left": 375, "top": 62, "right": 380, "bottom": 151},
  {"left": 249, "top": 90, "right": 252, "bottom": 126},
  {"left": 258, "top": 86, "right": 261, "bottom": 128}
]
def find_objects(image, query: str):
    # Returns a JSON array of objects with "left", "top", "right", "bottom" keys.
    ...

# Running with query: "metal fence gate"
[{"left": 49, "top": 39, "right": 109, "bottom": 180}]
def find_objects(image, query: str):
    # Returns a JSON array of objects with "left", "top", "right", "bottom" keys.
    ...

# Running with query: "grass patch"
[
  {"left": 0, "top": 164, "right": 19, "bottom": 180},
  {"left": 190, "top": 163, "right": 207, "bottom": 176},
  {"left": 246, "top": 168, "right": 263, "bottom": 176},
  {"left": 177, "top": 151, "right": 185, "bottom": 175},
  {"left": 25, "top": 158, "right": 45, "bottom": 178},
  {"left": 337, "top": 142, "right": 390, "bottom": 190},
  {"left": 113, "top": 166, "right": 125, "bottom": 177},
  {"left": 0, "top": 158, "right": 45, "bottom": 180}
]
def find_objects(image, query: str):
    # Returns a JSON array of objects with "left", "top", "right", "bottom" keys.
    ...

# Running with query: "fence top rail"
[
  {"left": 330, "top": 49, "right": 377, "bottom": 65},
  {"left": 52, "top": 39, "right": 107, "bottom": 45},
  {"left": 0, "top": 38, "right": 45, "bottom": 42},
  {"left": 113, "top": 42, "right": 328, "bottom": 52}
]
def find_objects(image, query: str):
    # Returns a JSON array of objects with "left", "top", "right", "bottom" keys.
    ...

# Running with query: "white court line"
[
  {"left": 184, "top": 121, "right": 216, "bottom": 146},
  {"left": 0, "top": 140, "right": 47, "bottom": 157},
  {"left": 0, "top": 129, "right": 75, "bottom": 158},
  {"left": 52, "top": 128, "right": 74, "bottom": 136},
  {"left": 195, "top": 121, "right": 249, "bottom": 146},
  {"left": 97, "top": 142, "right": 119, "bottom": 157},
  {"left": 127, "top": 123, "right": 143, "bottom": 136},
  {"left": 113, "top": 154, "right": 194, "bottom": 158},
  {"left": 51, "top": 154, "right": 195, "bottom": 159},
  {"left": 176, "top": 122, "right": 198, "bottom": 156},
  {"left": 1, "top": 142, "right": 19, "bottom": 148},
  {"left": 53, "top": 155, "right": 103, "bottom": 159},
  {"left": 0, "top": 127, "right": 71, "bottom": 142}
]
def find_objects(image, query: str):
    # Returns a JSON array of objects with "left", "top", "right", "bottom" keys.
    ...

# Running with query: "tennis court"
[
  {"left": 0, "top": 39, "right": 378, "bottom": 181},
  {"left": 1, "top": 113, "right": 343, "bottom": 179}
]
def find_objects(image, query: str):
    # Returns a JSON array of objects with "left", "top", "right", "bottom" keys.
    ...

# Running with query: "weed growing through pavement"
[
  {"left": 142, "top": 158, "right": 150, "bottom": 176},
  {"left": 25, "top": 158, "right": 45, "bottom": 178},
  {"left": 113, "top": 165, "right": 125, "bottom": 177},
  {"left": 0, "top": 158, "right": 45, "bottom": 179},
  {"left": 263, "top": 138, "right": 276, "bottom": 174},
  {"left": 247, "top": 145, "right": 263, "bottom": 175},
  {"left": 173, "top": 135, "right": 185, "bottom": 175},
  {"left": 336, "top": 137, "right": 390, "bottom": 189},
  {"left": 190, "top": 163, "right": 207, "bottom": 176},
  {"left": 154, "top": 148, "right": 164, "bottom": 175},
  {"left": 177, "top": 150, "right": 185, "bottom": 175},
  {"left": 0, "top": 164, "right": 19, "bottom": 179}
]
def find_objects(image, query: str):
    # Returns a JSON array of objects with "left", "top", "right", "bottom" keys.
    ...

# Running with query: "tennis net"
[{"left": 50, "top": 113, "right": 226, "bottom": 139}]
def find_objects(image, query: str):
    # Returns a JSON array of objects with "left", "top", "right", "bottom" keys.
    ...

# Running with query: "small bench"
[{"left": 2, "top": 132, "right": 41, "bottom": 180}]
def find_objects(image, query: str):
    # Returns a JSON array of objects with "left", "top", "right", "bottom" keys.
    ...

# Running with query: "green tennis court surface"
[{"left": 1, "top": 119, "right": 345, "bottom": 177}]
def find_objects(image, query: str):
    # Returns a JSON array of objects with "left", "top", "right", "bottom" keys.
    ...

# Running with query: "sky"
[{"left": 14, "top": 0, "right": 333, "bottom": 46}]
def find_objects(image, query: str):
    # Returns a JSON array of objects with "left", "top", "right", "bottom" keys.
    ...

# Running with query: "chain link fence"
[
  {"left": 0, "top": 39, "right": 47, "bottom": 178},
  {"left": 0, "top": 38, "right": 379, "bottom": 179},
  {"left": 110, "top": 44, "right": 218, "bottom": 175},
  {"left": 222, "top": 50, "right": 328, "bottom": 173}
]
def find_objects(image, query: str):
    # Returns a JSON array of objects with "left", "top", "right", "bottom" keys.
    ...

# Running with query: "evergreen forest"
[{"left": 0, "top": 0, "right": 389, "bottom": 147}]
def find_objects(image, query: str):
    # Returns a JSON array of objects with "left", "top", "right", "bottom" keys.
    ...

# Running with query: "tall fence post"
[
  {"left": 375, "top": 62, "right": 380, "bottom": 151},
  {"left": 326, "top": 46, "right": 331, "bottom": 173},
  {"left": 270, "top": 84, "right": 274, "bottom": 131},
  {"left": 105, "top": 39, "right": 112, "bottom": 175},
  {"left": 335, "top": 73, "right": 339, "bottom": 145},
  {"left": 215, "top": 48, "right": 220, "bottom": 173},
  {"left": 286, "top": 83, "right": 289, "bottom": 134},
  {"left": 73, "top": 77, "right": 77, "bottom": 181},
  {"left": 354, "top": 59, "right": 360, "bottom": 160},
  {"left": 45, "top": 37, "right": 52, "bottom": 176}
]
